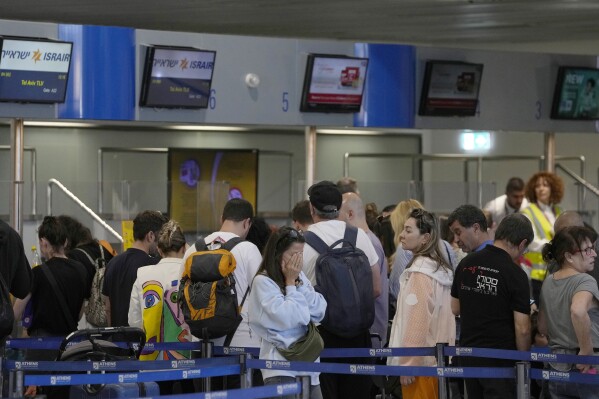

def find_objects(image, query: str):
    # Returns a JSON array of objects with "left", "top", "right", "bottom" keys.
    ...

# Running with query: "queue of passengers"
[{"left": 4, "top": 172, "right": 599, "bottom": 399}]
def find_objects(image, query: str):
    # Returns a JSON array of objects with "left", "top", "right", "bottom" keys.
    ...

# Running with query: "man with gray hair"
[{"left": 340, "top": 192, "right": 386, "bottom": 347}]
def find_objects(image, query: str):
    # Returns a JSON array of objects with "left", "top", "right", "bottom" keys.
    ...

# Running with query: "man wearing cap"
[{"left": 302, "top": 180, "right": 379, "bottom": 399}]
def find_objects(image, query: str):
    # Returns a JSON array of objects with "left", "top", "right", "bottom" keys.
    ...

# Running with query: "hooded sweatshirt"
[{"left": 388, "top": 256, "right": 456, "bottom": 367}]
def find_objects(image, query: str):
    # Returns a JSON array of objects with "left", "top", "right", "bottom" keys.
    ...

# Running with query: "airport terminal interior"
[{"left": 3, "top": 2, "right": 599, "bottom": 398}]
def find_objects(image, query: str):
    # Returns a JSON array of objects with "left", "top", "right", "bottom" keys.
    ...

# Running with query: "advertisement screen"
[
  {"left": 140, "top": 46, "right": 216, "bottom": 109},
  {"left": 419, "top": 61, "right": 484, "bottom": 117},
  {"left": 168, "top": 148, "right": 258, "bottom": 233},
  {"left": 0, "top": 37, "right": 72, "bottom": 103},
  {"left": 300, "top": 54, "right": 369, "bottom": 113},
  {"left": 551, "top": 67, "right": 599, "bottom": 120}
]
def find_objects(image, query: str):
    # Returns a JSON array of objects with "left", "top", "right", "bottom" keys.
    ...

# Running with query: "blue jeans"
[
  {"left": 549, "top": 379, "right": 599, "bottom": 399},
  {"left": 263, "top": 376, "right": 322, "bottom": 399}
]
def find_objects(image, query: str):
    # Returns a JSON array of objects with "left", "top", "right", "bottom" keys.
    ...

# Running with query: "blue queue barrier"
[{"left": 4, "top": 338, "right": 599, "bottom": 399}]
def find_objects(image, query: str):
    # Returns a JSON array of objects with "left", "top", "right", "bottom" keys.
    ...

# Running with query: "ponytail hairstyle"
[
  {"left": 406, "top": 208, "right": 451, "bottom": 272},
  {"left": 542, "top": 225, "right": 597, "bottom": 268},
  {"left": 38, "top": 216, "right": 68, "bottom": 255},
  {"left": 157, "top": 220, "right": 186, "bottom": 255}
]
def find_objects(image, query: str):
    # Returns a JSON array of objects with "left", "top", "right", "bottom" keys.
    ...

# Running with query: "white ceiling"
[{"left": 3, "top": 0, "right": 599, "bottom": 48}]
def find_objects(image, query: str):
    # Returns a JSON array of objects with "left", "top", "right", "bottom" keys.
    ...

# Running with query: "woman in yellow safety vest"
[{"left": 520, "top": 172, "right": 564, "bottom": 305}]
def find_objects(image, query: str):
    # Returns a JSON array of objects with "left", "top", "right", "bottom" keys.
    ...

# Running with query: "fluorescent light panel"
[{"left": 169, "top": 125, "right": 248, "bottom": 131}]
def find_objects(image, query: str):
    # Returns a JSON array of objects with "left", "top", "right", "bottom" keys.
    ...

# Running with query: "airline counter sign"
[
  {"left": 151, "top": 48, "right": 215, "bottom": 80},
  {"left": 0, "top": 38, "right": 72, "bottom": 102},
  {"left": 1, "top": 39, "right": 72, "bottom": 73}
]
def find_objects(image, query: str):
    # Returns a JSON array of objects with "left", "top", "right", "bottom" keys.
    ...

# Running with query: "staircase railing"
[{"left": 47, "top": 178, "right": 123, "bottom": 243}]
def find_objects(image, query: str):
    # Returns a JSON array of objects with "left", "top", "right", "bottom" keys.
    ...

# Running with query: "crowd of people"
[{"left": 1, "top": 171, "right": 598, "bottom": 399}]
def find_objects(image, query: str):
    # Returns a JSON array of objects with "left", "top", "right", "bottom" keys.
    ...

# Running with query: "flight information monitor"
[
  {"left": 140, "top": 45, "right": 216, "bottom": 109},
  {"left": 300, "top": 54, "right": 369, "bottom": 113},
  {"left": 0, "top": 37, "right": 72, "bottom": 103},
  {"left": 418, "top": 60, "right": 484, "bottom": 117}
]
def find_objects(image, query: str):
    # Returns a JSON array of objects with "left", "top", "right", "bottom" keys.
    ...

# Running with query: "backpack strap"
[
  {"left": 74, "top": 247, "right": 97, "bottom": 270},
  {"left": 41, "top": 264, "right": 77, "bottom": 329},
  {"left": 223, "top": 285, "right": 250, "bottom": 347},
  {"left": 221, "top": 236, "right": 243, "bottom": 252},
  {"left": 98, "top": 242, "right": 105, "bottom": 267},
  {"left": 194, "top": 236, "right": 208, "bottom": 252},
  {"left": 196, "top": 236, "right": 243, "bottom": 252},
  {"left": 342, "top": 224, "right": 359, "bottom": 248},
  {"left": 304, "top": 231, "right": 329, "bottom": 255}
]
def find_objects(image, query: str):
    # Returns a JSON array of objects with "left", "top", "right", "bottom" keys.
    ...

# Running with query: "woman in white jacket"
[
  {"left": 388, "top": 209, "right": 456, "bottom": 399},
  {"left": 248, "top": 227, "right": 327, "bottom": 399}
]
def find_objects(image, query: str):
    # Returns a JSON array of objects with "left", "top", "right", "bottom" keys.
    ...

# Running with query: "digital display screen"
[
  {"left": 0, "top": 37, "right": 72, "bottom": 103},
  {"left": 551, "top": 67, "right": 599, "bottom": 120},
  {"left": 419, "top": 61, "right": 484, "bottom": 117},
  {"left": 168, "top": 148, "right": 258, "bottom": 233},
  {"left": 140, "top": 46, "right": 216, "bottom": 109},
  {"left": 300, "top": 54, "right": 369, "bottom": 113}
]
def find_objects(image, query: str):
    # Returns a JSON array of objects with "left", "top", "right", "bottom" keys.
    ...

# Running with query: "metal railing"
[
  {"left": 553, "top": 162, "right": 599, "bottom": 222},
  {"left": 47, "top": 178, "right": 123, "bottom": 243},
  {"left": 343, "top": 152, "right": 586, "bottom": 208}
]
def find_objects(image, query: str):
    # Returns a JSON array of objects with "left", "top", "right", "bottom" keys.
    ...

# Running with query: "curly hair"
[{"left": 524, "top": 172, "right": 564, "bottom": 205}]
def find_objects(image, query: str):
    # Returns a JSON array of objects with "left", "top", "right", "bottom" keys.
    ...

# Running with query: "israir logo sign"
[
  {"left": 151, "top": 48, "right": 215, "bottom": 80},
  {"left": 1, "top": 39, "right": 71, "bottom": 73}
]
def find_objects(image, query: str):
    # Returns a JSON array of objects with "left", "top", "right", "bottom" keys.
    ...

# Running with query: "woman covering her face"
[
  {"left": 387, "top": 209, "right": 455, "bottom": 399},
  {"left": 248, "top": 227, "right": 327, "bottom": 399}
]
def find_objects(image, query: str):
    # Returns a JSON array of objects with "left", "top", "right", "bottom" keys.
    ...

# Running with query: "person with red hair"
[{"left": 520, "top": 172, "right": 565, "bottom": 304}]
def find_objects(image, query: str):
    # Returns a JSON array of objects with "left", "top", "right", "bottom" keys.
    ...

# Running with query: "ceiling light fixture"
[{"left": 169, "top": 125, "right": 249, "bottom": 131}]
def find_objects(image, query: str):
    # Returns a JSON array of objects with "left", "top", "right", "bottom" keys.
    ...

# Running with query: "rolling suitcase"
[{"left": 56, "top": 327, "right": 159, "bottom": 399}]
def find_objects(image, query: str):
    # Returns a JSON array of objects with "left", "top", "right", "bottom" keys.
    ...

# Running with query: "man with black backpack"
[{"left": 302, "top": 181, "right": 380, "bottom": 399}]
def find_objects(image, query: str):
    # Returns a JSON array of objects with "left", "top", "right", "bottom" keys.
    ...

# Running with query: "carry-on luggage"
[{"left": 56, "top": 327, "right": 159, "bottom": 399}]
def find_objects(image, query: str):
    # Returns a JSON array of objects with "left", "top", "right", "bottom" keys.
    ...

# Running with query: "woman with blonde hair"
[
  {"left": 388, "top": 200, "right": 456, "bottom": 308},
  {"left": 387, "top": 209, "right": 456, "bottom": 398}
]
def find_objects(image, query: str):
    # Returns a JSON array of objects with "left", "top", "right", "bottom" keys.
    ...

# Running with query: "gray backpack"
[{"left": 76, "top": 243, "right": 108, "bottom": 327}]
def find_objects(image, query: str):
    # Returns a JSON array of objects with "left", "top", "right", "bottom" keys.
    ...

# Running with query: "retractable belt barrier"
[{"left": 4, "top": 338, "right": 599, "bottom": 399}]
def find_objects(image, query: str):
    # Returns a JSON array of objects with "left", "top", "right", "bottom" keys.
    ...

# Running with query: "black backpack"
[
  {"left": 179, "top": 237, "right": 247, "bottom": 343},
  {"left": 304, "top": 225, "right": 375, "bottom": 338}
]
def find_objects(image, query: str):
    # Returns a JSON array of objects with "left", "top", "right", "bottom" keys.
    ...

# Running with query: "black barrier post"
[
  {"left": 436, "top": 343, "right": 449, "bottom": 399},
  {"left": 296, "top": 375, "right": 310, "bottom": 399},
  {"left": 516, "top": 361, "right": 531, "bottom": 399},
  {"left": 201, "top": 339, "right": 214, "bottom": 392}
]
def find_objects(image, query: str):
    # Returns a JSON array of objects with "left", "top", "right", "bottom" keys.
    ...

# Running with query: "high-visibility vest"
[{"left": 521, "top": 203, "right": 562, "bottom": 281}]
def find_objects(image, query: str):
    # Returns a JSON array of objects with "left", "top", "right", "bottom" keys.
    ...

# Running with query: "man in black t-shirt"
[
  {"left": 102, "top": 210, "right": 167, "bottom": 327},
  {"left": 0, "top": 220, "right": 32, "bottom": 343},
  {"left": 451, "top": 213, "right": 533, "bottom": 399},
  {"left": 0, "top": 220, "right": 32, "bottom": 301}
]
